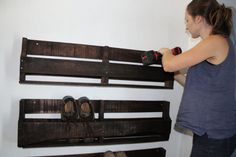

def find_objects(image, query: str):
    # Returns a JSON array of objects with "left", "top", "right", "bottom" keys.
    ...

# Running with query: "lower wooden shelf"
[{"left": 18, "top": 99, "right": 171, "bottom": 148}]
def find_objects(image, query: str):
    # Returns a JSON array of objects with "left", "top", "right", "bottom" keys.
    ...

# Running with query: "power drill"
[{"left": 141, "top": 47, "right": 182, "bottom": 66}]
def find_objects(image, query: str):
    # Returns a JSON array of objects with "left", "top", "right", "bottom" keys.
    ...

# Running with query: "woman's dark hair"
[{"left": 187, "top": 0, "right": 232, "bottom": 37}]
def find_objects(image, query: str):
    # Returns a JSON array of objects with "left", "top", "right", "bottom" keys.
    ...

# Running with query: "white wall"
[{"left": 0, "top": 0, "right": 192, "bottom": 157}]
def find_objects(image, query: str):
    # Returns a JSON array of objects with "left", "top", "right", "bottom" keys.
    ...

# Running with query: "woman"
[{"left": 159, "top": 0, "right": 236, "bottom": 156}]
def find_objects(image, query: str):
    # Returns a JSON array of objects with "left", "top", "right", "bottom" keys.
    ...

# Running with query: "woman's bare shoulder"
[
  {"left": 204, "top": 35, "right": 229, "bottom": 64},
  {"left": 205, "top": 35, "right": 228, "bottom": 47}
]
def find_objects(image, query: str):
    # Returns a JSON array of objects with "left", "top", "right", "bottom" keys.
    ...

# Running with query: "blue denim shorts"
[{"left": 190, "top": 133, "right": 236, "bottom": 157}]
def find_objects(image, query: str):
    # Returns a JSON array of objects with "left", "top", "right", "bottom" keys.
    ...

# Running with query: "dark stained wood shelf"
[
  {"left": 19, "top": 38, "right": 174, "bottom": 89},
  {"left": 18, "top": 99, "right": 171, "bottom": 148}
]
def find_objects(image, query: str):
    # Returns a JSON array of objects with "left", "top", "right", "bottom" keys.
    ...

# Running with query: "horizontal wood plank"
[
  {"left": 26, "top": 39, "right": 145, "bottom": 63},
  {"left": 18, "top": 119, "right": 171, "bottom": 147},
  {"left": 35, "top": 148, "right": 166, "bottom": 157},
  {"left": 20, "top": 99, "right": 169, "bottom": 115},
  {"left": 21, "top": 57, "right": 172, "bottom": 82}
]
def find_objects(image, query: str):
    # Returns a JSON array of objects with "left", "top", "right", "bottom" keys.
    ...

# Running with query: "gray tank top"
[{"left": 176, "top": 39, "right": 236, "bottom": 139}]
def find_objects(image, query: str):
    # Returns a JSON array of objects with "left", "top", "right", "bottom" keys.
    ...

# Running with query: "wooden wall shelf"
[
  {"left": 19, "top": 38, "right": 174, "bottom": 89},
  {"left": 18, "top": 99, "right": 171, "bottom": 148}
]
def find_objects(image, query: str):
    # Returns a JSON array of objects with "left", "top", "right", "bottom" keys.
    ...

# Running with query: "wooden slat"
[
  {"left": 21, "top": 57, "right": 171, "bottom": 82},
  {"left": 21, "top": 57, "right": 104, "bottom": 78},
  {"left": 109, "top": 47, "right": 144, "bottom": 63},
  {"left": 20, "top": 99, "right": 169, "bottom": 115},
  {"left": 126, "top": 148, "right": 166, "bottom": 157},
  {"left": 19, "top": 80, "right": 172, "bottom": 89},
  {"left": 103, "top": 100, "right": 169, "bottom": 113},
  {"left": 26, "top": 38, "right": 145, "bottom": 63},
  {"left": 18, "top": 119, "right": 171, "bottom": 147},
  {"left": 27, "top": 39, "right": 103, "bottom": 59},
  {"left": 20, "top": 38, "right": 174, "bottom": 89},
  {"left": 36, "top": 148, "right": 166, "bottom": 157}
]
